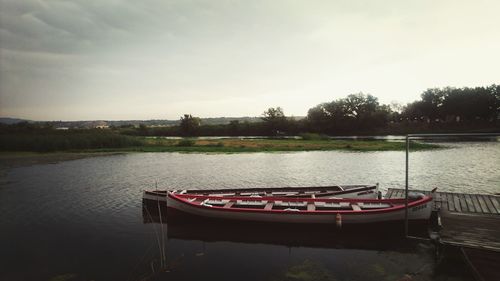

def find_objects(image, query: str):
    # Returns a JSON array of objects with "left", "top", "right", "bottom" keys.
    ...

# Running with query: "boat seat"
[
  {"left": 274, "top": 201, "right": 307, "bottom": 207},
  {"left": 351, "top": 204, "right": 362, "bottom": 211},
  {"left": 359, "top": 203, "right": 391, "bottom": 209},
  {"left": 206, "top": 199, "right": 230, "bottom": 205},
  {"left": 236, "top": 200, "right": 267, "bottom": 206},
  {"left": 314, "top": 202, "right": 350, "bottom": 209},
  {"left": 240, "top": 192, "right": 261, "bottom": 196},
  {"left": 212, "top": 193, "right": 235, "bottom": 197},
  {"left": 272, "top": 192, "right": 298, "bottom": 196}
]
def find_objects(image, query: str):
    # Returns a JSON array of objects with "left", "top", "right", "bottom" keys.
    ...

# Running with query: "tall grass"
[{"left": 0, "top": 130, "right": 143, "bottom": 152}]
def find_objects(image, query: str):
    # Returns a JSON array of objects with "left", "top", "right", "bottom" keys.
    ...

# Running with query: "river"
[{"left": 0, "top": 142, "right": 498, "bottom": 280}]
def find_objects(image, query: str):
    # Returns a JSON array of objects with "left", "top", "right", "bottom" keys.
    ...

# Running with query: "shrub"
[
  {"left": 299, "top": 133, "right": 330, "bottom": 140},
  {"left": 176, "top": 139, "right": 196, "bottom": 147}
]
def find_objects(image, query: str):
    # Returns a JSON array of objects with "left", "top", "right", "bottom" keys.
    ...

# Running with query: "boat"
[
  {"left": 143, "top": 184, "right": 380, "bottom": 204},
  {"left": 165, "top": 191, "right": 433, "bottom": 224}
]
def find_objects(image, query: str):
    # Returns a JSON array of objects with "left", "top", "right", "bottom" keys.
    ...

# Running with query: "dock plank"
[
  {"left": 458, "top": 194, "right": 468, "bottom": 213},
  {"left": 447, "top": 193, "right": 456, "bottom": 212},
  {"left": 464, "top": 194, "right": 476, "bottom": 213},
  {"left": 477, "top": 195, "right": 490, "bottom": 214},
  {"left": 481, "top": 195, "right": 497, "bottom": 214},
  {"left": 453, "top": 194, "right": 462, "bottom": 213},
  {"left": 490, "top": 197, "right": 500, "bottom": 214},
  {"left": 471, "top": 195, "right": 483, "bottom": 214}
]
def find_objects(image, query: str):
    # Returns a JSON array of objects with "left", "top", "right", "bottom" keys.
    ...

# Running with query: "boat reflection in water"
[
  {"left": 140, "top": 203, "right": 473, "bottom": 281},
  {"left": 142, "top": 202, "right": 430, "bottom": 251}
]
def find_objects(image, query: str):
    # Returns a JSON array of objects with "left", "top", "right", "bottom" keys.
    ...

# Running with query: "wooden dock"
[
  {"left": 387, "top": 188, "right": 500, "bottom": 281},
  {"left": 387, "top": 188, "right": 500, "bottom": 249}
]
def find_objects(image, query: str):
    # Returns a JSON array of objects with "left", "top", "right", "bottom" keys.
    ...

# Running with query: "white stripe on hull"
[{"left": 166, "top": 196, "right": 432, "bottom": 224}]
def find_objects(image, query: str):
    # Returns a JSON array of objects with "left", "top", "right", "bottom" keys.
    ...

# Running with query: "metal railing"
[{"left": 404, "top": 132, "right": 500, "bottom": 238}]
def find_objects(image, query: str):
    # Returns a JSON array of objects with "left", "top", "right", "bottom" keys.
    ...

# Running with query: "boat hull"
[{"left": 166, "top": 194, "right": 432, "bottom": 225}]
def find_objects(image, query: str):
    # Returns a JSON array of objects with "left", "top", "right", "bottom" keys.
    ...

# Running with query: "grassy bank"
[
  {"left": 1, "top": 130, "right": 442, "bottom": 155},
  {"left": 84, "top": 138, "right": 441, "bottom": 153}
]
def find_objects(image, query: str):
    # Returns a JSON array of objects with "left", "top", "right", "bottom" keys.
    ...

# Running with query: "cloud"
[{"left": 1, "top": 0, "right": 499, "bottom": 120}]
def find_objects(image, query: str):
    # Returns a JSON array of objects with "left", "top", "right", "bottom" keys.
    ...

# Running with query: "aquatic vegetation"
[{"left": 271, "top": 259, "right": 337, "bottom": 281}]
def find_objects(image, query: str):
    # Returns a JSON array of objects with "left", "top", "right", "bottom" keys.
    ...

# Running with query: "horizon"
[
  {"left": 0, "top": 115, "right": 270, "bottom": 122},
  {"left": 1, "top": 1, "right": 500, "bottom": 120}
]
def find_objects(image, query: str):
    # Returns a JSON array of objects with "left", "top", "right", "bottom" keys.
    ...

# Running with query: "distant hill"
[{"left": 0, "top": 117, "right": 30, "bottom": 124}]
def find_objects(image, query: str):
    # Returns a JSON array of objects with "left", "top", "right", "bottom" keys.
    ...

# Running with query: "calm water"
[{"left": 0, "top": 142, "right": 498, "bottom": 280}]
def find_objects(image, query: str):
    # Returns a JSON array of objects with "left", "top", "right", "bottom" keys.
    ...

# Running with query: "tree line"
[
  {"left": 126, "top": 84, "right": 499, "bottom": 136},
  {"left": 1, "top": 85, "right": 498, "bottom": 143}
]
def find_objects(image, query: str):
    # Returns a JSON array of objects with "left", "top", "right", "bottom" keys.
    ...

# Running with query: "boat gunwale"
[{"left": 144, "top": 185, "right": 376, "bottom": 196}]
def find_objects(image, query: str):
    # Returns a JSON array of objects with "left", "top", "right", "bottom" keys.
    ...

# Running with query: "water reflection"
[
  {"left": 140, "top": 203, "right": 472, "bottom": 281},
  {"left": 142, "top": 203, "right": 428, "bottom": 250},
  {"left": 1, "top": 142, "right": 496, "bottom": 280}
]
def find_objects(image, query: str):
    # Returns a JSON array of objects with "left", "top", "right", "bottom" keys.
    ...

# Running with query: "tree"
[
  {"left": 419, "top": 88, "right": 447, "bottom": 121},
  {"left": 306, "top": 93, "right": 388, "bottom": 134},
  {"left": 262, "top": 107, "right": 287, "bottom": 135},
  {"left": 343, "top": 93, "right": 379, "bottom": 120},
  {"left": 179, "top": 114, "right": 201, "bottom": 136},
  {"left": 401, "top": 86, "right": 499, "bottom": 122},
  {"left": 228, "top": 120, "right": 241, "bottom": 136}
]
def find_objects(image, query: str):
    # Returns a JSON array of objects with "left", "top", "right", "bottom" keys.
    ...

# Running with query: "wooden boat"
[
  {"left": 165, "top": 192, "right": 433, "bottom": 224},
  {"left": 143, "top": 184, "right": 379, "bottom": 204}
]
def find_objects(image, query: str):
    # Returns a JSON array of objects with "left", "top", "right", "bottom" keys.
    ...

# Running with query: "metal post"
[{"left": 405, "top": 135, "right": 409, "bottom": 237}]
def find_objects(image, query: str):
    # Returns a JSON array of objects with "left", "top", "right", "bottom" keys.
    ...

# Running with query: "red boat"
[{"left": 166, "top": 191, "right": 433, "bottom": 225}]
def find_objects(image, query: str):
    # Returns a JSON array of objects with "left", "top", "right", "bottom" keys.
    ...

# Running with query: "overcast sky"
[{"left": 1, "top": 0, "right": 499, "bottom": 121}]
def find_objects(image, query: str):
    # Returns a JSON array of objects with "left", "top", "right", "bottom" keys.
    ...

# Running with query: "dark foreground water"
[{"left": 1, "top": 142, "right": 498, "bottom": 281}]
